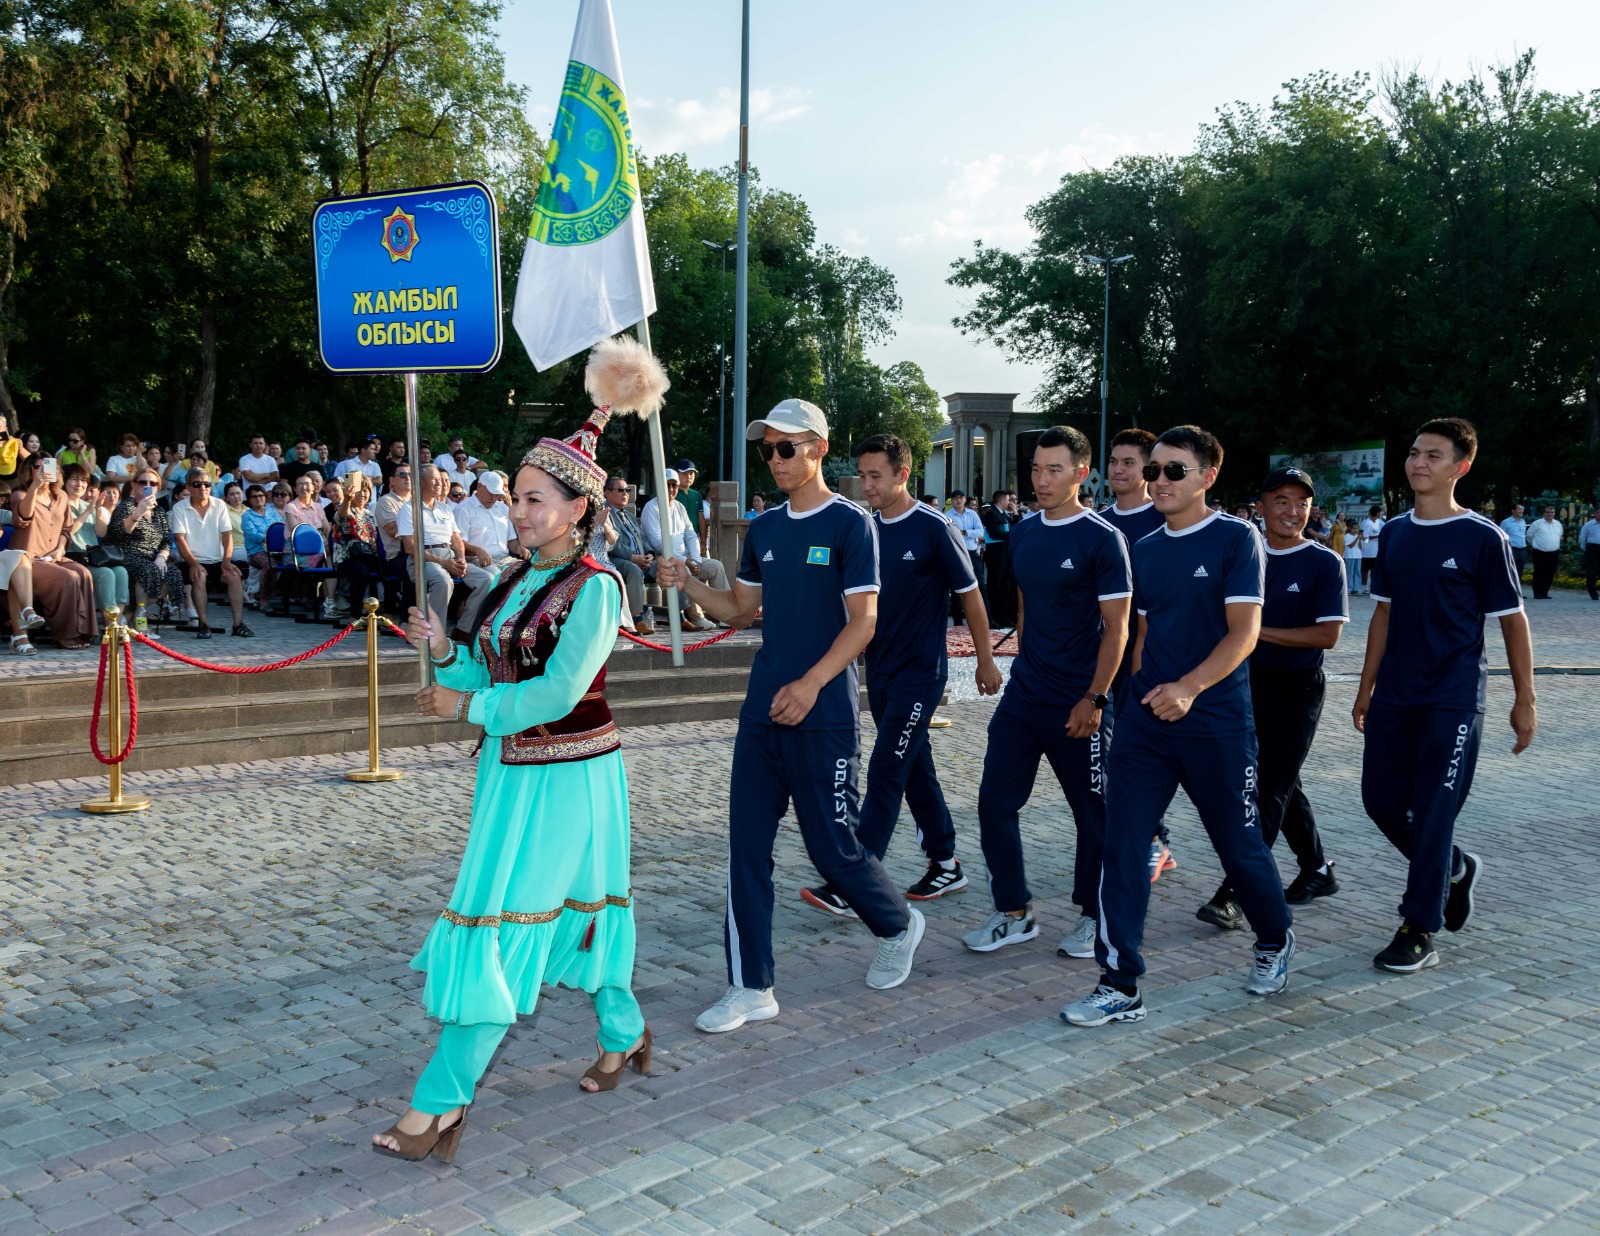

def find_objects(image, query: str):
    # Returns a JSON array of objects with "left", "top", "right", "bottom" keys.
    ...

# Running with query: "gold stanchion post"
[
  {"left": 82, "top": 608, "right": 152, "bottom": 814},
  {"left": 346, "top": 597, "right": 403, "bottom": 783}
]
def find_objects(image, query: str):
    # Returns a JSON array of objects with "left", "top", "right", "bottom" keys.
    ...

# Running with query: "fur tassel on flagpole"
[{"left": 585, "top": 334, "right": 669, "bottom": 418}]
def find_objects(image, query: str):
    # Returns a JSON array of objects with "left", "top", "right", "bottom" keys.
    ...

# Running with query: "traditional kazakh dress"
[{"left": 407, "top": 548, "right": 642, "bottom": 1114}]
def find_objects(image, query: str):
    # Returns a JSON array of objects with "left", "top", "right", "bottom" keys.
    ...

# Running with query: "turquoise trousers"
[{"left": 412, "top": 985, "right": 644, "bottom": 1114}]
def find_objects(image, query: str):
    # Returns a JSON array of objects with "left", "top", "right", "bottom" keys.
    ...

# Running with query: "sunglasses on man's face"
[
  {"left": 189, "top": 481, "right": 212, "bottom": 489},
  {"left": 1142, "top": 462, "right": 1199, "bottom": 483},
  {"left": 756, "top": 439, "right": 809, "bottom": 462}
]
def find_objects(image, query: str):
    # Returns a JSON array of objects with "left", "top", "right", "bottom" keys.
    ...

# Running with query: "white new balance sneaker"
[{"left": 695, "top": 985, "right": 780, "bottom": 1033}]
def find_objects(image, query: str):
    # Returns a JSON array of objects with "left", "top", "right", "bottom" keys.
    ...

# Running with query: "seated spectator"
[
  {"left": 284, "top": 473, "right": 336, "bottom": 618},
  {"left": 379, "top": 437, "right": 408, "bottom": 485},
  {"left": 63, "top": 465, "right": 130, "bottom": 626},
  {"left": 2, "top": 549, "right": 44, "bottom": 654},
  {"left": 104, "top": 433, "right": 143, "bottom": 482},
  {"left": 744, "top": 492, "right": 767, "bottom": 519},
  {"left": 454, "top": 471, "right": 524, "bottom": 621},
  {"left": 639, "top": 469, "right": 729, "bottom": 631},
  {"left": 395, "top": 465, "right": 475, "bottom": 624},
  {"left": 320, "top": 476, "right": 345, "bottom": 521},
  {"left": 107, "top": 467, "right": 187, "bottom": 636},
  {"left": 222, "top": 481, "right": 253, "bottom": 594},
  {"left": 240, "top": 484, "right": 282, "bottom": 612},
  {"left": 330, "top": 471, "right": 383, "bottom": 618},
  {"left": 237, "top": 435, "right": 280, "bottom": 488},
  {"left": 171, "top": 469, "right": 251, "bottom": 639},
  {"left": 56, "top": 428, "right": 99, "bottom": 479},
  {"left": 7, "top": 453, "right": 96, "bottom": 648},
  {"left": 279, "top": 439, "right": 321, "bottom": 487},
  {"left": 335, "top": 436, "right": 384, "bottom": 492},
  {"left": 19, "top": 430, "right": 40, "bottom": 456},
  {"left": 601, "top": 475, "right": 654, "bottom": 634},
  {"left": 448, "top": 482, "right": 466, "bottom": 504},
  {"left": 374, "top": 465, "right": 411, "bottom": 560},
  {"left": 444, "top": 447, "right": 476, "bottom": 491},
  {"left": 0, "top": 414, "right": 31, "bottom": 481}
]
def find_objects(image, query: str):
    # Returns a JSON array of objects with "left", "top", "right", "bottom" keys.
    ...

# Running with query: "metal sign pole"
[{"left": 403, "top": 371, "right": 432, "bottom": 686}]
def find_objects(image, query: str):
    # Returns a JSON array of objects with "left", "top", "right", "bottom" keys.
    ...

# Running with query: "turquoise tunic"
[{"left": 410, "top": 566, "right": 635, "bottom": 1028}]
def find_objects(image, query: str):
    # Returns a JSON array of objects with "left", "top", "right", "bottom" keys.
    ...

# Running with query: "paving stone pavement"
[{"left": 3, "top": 662, "right": 1599, "bottom": 1233}]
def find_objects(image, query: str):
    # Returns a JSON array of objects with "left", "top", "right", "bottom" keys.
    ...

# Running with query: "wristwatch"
[{"left": 1085, "top": 691, "right": 1111, "bottom": 711}]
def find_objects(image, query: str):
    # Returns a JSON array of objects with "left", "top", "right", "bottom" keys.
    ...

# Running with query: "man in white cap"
[
  {"left": 660, "top": 399, "right": 925, "bottom": 1032},
  {"left": 640, "top": 467, "right": 728, "bottom": 631}
]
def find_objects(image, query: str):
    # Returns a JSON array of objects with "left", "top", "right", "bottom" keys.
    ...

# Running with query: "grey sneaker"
[
  {"left": 1061, "top": 983, "right": 1146, "bottom": 1027},
  {"left": 1247, "top": 928, "right": 1296, "bottom": 997},
  {"left": 695, "top": 985, "right": 780, "bottom": 1033},
  {"left": 1057, "top": 914, "right": 1099, "bottom": 959},
  {"left": 962, "top": 908, "right": 1039, "bottom": 953},
  {"left": 866, "top": 908, "right": 925, "bottom": 990}
]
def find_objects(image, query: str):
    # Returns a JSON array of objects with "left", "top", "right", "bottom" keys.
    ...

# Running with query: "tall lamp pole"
[
  {"left": 1085, "top": 252, "right": 1132, "bottom": 506},
  {"left": 701, "top": 239, "right": 737, "bottom": 480},
  {"left": 732, "top": 0, "right": 751, "bottom": 503}
]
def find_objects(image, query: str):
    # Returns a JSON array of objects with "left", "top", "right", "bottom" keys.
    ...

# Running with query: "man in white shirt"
[
  {"left": 171, "top": 468, "right": 251, "bottom": 638},
  {"left": 396, "top": 466, "right": 486, "bottom": 622},
  {"left": 444, "top": 448, "right": 478, "bottom": 492},
  {"left": 1580, "top": 508, "right": 1600, "bottom": 601},
  {"left": 1358, "top": 505, "right": 1385, "bottom": 595},
  {"left": 236, "top": 435, "right": 279, "bottom": 488},
  {"left": 1528, "top": 505, "right": 1564, "bottom": 600},
  {"left": 640, "top": 469, "right": 729, "bottom": 631},
  {"left": 374, "top": 466, "right": 412, "bottom": 562},
  {"left": 945, "top": 490, "right": 986, "bottom": 623},
  {"left": 334, "top": 437, "right": 383, "bottom": 497},
  {"left": 454, "top": 471, "right": 525, "bottom": 625}
]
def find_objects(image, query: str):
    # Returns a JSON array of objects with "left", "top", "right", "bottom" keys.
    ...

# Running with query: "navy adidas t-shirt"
[
  {"left": 1254, "top": 539, "right": 1349, "bottom": 671},
  {"left": 866, "top": 501, "right": 976, "bottom": 690},
  {"left": 1369, "top": 511, "right": 1523, "bottom": 712},
  {"left": 1129, "top": 511, "right": 1265, "bottom": 735},
  {"left": 1006, "top": 508, "right": 1133, "bottom": 708},
  {"left": 737, "top": 495, "right": 879, "bottom": 729},
  {"left": 1103, "top": 501, "right": 1167, "bottom": 687}
]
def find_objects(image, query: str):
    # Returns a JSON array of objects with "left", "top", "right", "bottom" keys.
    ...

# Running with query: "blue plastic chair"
[{"left": 289, "top": 523, "right": 336, "bottom": 622}]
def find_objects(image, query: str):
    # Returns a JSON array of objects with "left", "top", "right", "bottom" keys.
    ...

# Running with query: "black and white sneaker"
[
  {"left": 800, "top": 884, "right": 858, "bottom": 919},
  {"left": 906, "top": 860, "right": 968, "bottom": 900},
  {"left": 1374, "top": 923, "right": 1439, "bottom": 973},
  {"left": 1443, "top": 852, "right": 1481, "bottom": 933},
  {"left": 1195, "top": 883, "right": 1246, "bottom": 931},
  {"left": 1285, "top": 862, "right": 1340, "bottom": 905}
]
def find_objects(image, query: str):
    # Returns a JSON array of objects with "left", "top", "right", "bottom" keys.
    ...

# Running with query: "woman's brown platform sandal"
[
  {"left": 372, "top": 1104, "right": 470, "bottom": 1163},
  {"left": 580, "top": 1025, "right": 652, "bottom": 1093}
]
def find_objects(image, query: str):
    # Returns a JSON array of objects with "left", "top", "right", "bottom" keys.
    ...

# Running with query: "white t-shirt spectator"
[
  {"left": 444, "top": 465, "right": 476, "bottom": 491},
  {"left": 455, "top": 498, "right": 516, "bottom": 559},
  {"left": 1528, "top": 517, "right": 1563, "bottom": 553},
  {"left": 335, "top": 457, "right": 383, "bottom": 491},
  {"left": 104, "top": 453, "right": 141, "bottom": 481},
  {"left": 374, "top": 491, "right": 408, "bottom": 560},
  {"left": 639, "top": 495, "right": 702, "bottom": 561},
  {"left": 394, "top": 500, "right": 460, "bottom": 555},
  {"left": 1360, "top": 516, "right": 1384, "bottom": 559},
  {"left": 236, "top": 452, "right": 278, "bottom": 484},
  {"left": 171, "top": 497, "right": 232, "bottom": 564}
]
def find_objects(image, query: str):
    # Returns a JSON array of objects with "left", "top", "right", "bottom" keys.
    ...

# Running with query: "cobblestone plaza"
[{"left": 2, "top": 594, "right": 1597, "bottom": 1234}]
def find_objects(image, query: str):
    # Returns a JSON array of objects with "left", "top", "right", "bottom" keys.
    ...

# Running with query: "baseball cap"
[
  {"left": 1260, "top": 466, "right": 1315, "bottom": 497},
  {"left": 662, "top": 468, "right": 680, "bottom": 485},
  {"left": 745, "top": 397, "right": 828, "bottom": 441},
  {"left": 949, "top": 489, "right": 966, "bottom": 498},
  {"left": 673, "top": 458, "right": 698, "bottom": 473},
  {"left": 476, "top": 471, "right": 504, "bottom": 495}
]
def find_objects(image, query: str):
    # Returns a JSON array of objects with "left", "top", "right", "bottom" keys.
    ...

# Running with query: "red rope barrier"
[
  {"left": 89, "top": 637, "right": 139, "bottom": 766},
  {"left": 128, "top": 622, "right": 359, "bottom": 673},
  {"left": 616, "top": 624, "right": 739, "bottom": 654}
]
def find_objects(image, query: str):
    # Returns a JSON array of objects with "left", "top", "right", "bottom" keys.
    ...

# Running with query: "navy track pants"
[{"left": 855, "top": 678, "right": 957, "bottom": 864}]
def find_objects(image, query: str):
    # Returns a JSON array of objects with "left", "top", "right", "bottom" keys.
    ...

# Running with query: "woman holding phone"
[
  {"left": 107, "top": 467, "right": 187, "bottom": 636},
  {"left": 7, "top": 453, "right": 96, "bottom": 648}
]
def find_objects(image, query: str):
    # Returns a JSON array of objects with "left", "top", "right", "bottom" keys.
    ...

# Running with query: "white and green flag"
[{"left": 512, "top": 0, "right": 656, "bottom": 371}]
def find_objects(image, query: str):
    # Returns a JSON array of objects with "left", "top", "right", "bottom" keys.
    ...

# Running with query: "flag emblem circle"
[{"left": 531, "top": 60, "right": 638, "bottom": 247}]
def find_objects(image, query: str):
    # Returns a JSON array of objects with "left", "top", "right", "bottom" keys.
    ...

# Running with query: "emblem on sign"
[
  {"left": 531, "top": 61, "right": 639, "bottom": 246},
  {"left": 381, "top": 206, "right": 419, "bottom": 262}
]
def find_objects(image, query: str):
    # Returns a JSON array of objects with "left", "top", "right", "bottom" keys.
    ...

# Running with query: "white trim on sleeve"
[
  {"left": 954, "top": 582, "right": 979, "bottom": 594},
  {"left": 1316, "top": 615, "right": 1350, "bottom": 624},
  {"left": 735, "top": 576, "right": 762, "bottom": 588},
  {"left": 1368, "top": 592, "right": 1391, "bottom": 603},
  {"left": 1137, "top": 608, "right": 1148, "bottom": 616},
  {"left": 1484, "top": 604, "right": 1524, "bottom": 619},
  {"left": 1224, "top": 595, "right": 1263, "bottom": 605},
  {"left": 1097, "top": 590, "right": 1133, "bottom": 601},
  {"left": 842, "top": 584, "right": 880, "bottom": 596}
]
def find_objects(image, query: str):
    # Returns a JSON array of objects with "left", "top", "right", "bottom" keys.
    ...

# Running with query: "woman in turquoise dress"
[{"left": 373, "top": 416, "right": 648, "bottom": 1164}]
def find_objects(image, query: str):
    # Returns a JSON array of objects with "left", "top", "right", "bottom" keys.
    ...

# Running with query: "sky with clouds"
[{"left": 497, "top": 0, "right": 1600, "bottom": 413}]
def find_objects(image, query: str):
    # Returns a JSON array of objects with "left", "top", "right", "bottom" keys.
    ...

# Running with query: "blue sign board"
[{"left": 312, "top": 181, "right": 502, "bottom": 374}]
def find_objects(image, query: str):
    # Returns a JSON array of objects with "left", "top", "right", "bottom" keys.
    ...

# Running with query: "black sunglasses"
[
  {"left": 756, "top": 439, "right": 809, "bottom": 462},
  {"left": 189, "top": 481, "right": 212, "bottom": 488},
  {"left": 1142, "top": 462, "right": 1199, "bottom": 483}
]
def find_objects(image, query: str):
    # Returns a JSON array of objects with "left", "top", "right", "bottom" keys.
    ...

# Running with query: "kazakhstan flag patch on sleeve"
[{"left": 806, "top": 546, "right": 831, "bottom": 566}]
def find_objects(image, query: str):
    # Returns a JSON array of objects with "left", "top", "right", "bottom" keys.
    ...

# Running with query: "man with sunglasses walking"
[
  {"left": 660, "top": 399, "right": 925, "bottom": 1034},
  {"left": 1063, "top": 426, "right": 1294, "bottom": 1028}
]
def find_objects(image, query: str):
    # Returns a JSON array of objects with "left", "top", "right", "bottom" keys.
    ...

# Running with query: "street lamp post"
[
  {"left": 1085, "top": 252, "right": 1133, "bottom": 506},
  {"left": 701, "top": 239, "right": 738, "bottom": 480}
]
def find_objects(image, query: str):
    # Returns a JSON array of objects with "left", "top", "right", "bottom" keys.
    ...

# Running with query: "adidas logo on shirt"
[
  {"left": 1287, "top": 583, "right": 1300, "bottom": 592},
  {"left": 1194, "top": 565, "right": 1209, "bottom": 578},
  {"left": 762, "top": 550, "right": 774, "bottom": 562},
  {"left": 1441, "top": 557, "right": 1457, "bottom": 569},
  {"left": 903, "top": 550, "right": 915, "bottom": 560},
  {"left": 1061, "top": 557, "right": 1074, "bottom": 569}
]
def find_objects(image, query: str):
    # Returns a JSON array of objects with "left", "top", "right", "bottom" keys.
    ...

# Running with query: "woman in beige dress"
[{"left": 8, "top": 453, "right": 95, "bottom": 648}]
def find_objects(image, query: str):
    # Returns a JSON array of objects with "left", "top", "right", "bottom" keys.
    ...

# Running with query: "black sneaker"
[
  {"left": 1195, "top": 884, "right": 1245, "bottom": 931},
  {"left": 1285, "top": 862, "right": 1340, "bottom": 905},
  {"left": 1443, "top": 852, "right": 1481, "bottom": 933},
  {"left": 1375, "top": 923, "right": 1439, "bottom": 973},
  {"left": 906, "top": 860, "right": 968, "bottom": 900},
  {"left": 800, "top": 884, "right": 858, "bottom": 919}
]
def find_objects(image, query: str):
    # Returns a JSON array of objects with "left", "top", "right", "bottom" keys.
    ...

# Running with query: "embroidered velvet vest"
[{"left": 476, "top": 555, "right": 621, "bottom": 765}]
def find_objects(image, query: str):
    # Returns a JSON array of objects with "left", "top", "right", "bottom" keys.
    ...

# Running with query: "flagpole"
[
  {"left": 635, "top": 317, "right": 684, "bottom": 667},
  {"left": 732, "top": 0, "right": 751, "bottom": 505}
]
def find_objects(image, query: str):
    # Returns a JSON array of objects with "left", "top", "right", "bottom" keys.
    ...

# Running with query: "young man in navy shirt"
[
  {"left": 961, "top": 426, "right": 1132, "bottom": 960},
  {"left": 1198, "top": 466, "right": 1347, "bottom": 931},
  {"left": 1102, "top": 427, "right": 1177, "bottom": 883},
  {"left": 1355, "top": 417, "right": 1535, "bottom": 973},
  {"left": 659, "top": 399, "right": 925, "bottom": 1033},
  {"left": 802, "top": 433, "right": 1002, "bottom": 917},
  {"left": 1064, "top": 425, "right": 1295, "bottom": 1027}
]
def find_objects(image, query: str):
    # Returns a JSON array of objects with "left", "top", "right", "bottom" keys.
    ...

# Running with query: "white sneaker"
[
  {"left": 866, "top": 907, "right": 925, "bottom": 990},
  {"left": 962, "top": 908, "right": 1039, "bottom": 953},
  {"left": 1057, "top": 914, "right": 1098, "bottom": 959},
  {"left": 695, "top": 985, "right": 779, "bottom": 1033}
]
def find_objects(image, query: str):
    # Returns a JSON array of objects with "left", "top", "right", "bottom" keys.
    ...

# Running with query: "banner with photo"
[{"left": 1269, "top": 441, "right": 1384, "bottom": 512}]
